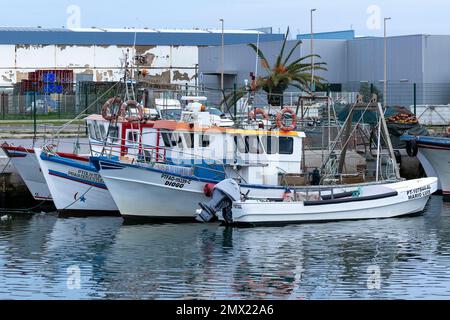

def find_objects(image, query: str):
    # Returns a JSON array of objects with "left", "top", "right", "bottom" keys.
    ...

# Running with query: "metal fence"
[{"left": 1, "top": 81, "right": 450, "bottom": 120}]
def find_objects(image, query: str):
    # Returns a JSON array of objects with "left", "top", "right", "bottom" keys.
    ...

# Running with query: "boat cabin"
[{"left": 86, "top": 110, "right": 305, "bottom": 185}]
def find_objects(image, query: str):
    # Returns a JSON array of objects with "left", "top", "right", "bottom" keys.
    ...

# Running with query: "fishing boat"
[
  {"left": 95, "top": 99, "right": 408, "bottom": 221},
  {"left": 94, "top": 123, "right": 307, "bottom": 220},
  {"left": 35, "top": 147, "right": 119, "bottom": 216},
  {"left": 1, "top": 144, "right": 52, "bottom": 201},
  {"left": 195, "top": 177, "right": 438, "bottom": 226},
  {"left": 402, "top": 135, "right": 450, "bottom": 200}
]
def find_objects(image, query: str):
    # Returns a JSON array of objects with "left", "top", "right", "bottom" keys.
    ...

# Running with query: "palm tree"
[{"left": 225, "top": 28, "right": 328, "bottom": 108}]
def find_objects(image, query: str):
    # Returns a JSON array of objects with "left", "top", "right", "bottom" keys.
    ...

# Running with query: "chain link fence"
[{"left": 1, "top": 81, "right": 450, "bottom": 120}]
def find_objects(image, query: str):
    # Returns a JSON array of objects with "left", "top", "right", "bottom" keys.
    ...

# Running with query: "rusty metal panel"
[{"left": 1, "top": 43, "right": 199, "bottom": 85}]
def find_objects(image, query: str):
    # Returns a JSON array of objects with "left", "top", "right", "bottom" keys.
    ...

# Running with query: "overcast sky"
[{"left": 1, "top": 0, "right": 448, "bottom": 37}]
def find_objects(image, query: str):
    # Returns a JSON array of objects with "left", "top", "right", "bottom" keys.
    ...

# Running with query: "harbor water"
[{"left": 1, "top": 196, "right": 450, "bottom": 300}]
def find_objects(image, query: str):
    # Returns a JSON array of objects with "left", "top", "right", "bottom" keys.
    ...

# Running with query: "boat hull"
[
  {"left": 97, "top": 158, "right": 406, "bottom": 221},
  {"left": 417, "top": 145, "right": 450, "bottom": 201},
  {"left": 226, "top": 178, "right": 438, "bottom": 225},
  {"left": 35, "top": 148, "right": 119, "bottom": 216},
  {"left": 97, "top": 159, "right": 301, "bottom": 220},
  {"left": 1, "top": 146, "right": 52, "bottom": 201}
]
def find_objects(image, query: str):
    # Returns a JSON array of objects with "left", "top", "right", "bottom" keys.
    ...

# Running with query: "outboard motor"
[{"left": 195, "top": 179, "right": 241, "bottom": 223}]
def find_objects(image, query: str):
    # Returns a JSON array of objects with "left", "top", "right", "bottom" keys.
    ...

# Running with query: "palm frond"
[
  {"left": 248, "top": 43, "right": 271, "bottom": 72},
  {"left": 283, "top": 40, "right": 303, "bottom": 66},
  {"left": 275, "top": 27, "right": 290, "bottom": 68}
]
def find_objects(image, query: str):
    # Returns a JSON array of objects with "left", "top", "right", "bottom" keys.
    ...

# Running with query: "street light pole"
[
  {"left": 310, "top": 8, "right": 317, "bottom": 92},
  {"left": 220, "top": 19, "right": 225, "bottom": 96},
  {"left": 384, "top": 17, "right": 391, "bottom": 108}
]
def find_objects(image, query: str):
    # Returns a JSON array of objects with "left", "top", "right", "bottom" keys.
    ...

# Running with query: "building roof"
[
  {"left": 0, "top": 26, "right": 284, "bottom": 46},
  {"left": 297, "top": 29, "right": 355, "bottom": 40}
]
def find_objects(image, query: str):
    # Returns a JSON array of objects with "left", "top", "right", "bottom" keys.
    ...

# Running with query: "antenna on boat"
[
  {"left": 254, "top": 32, "right": 260, "bottom": 80},
  {"left": 130, "top": 26, "right": 138, "bottom": 101}
]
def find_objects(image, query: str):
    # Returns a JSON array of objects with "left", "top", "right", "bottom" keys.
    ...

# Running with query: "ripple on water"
[{"left": 1, "top": 196, "right": 450, "bottom": 299}]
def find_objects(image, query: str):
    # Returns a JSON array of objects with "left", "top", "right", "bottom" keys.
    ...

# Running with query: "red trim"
[
  {"left": 120, "top": 123, "right": 128, "bottom": 156},
  {"left": 1, "top": 145, "right": 88, "bottom": 162},
  {"left": 443, "top": 191, "right": 450, "bottom": 195},
  {"left": 2, "top": 145, "right": 34, "bottom": 153},
  {"left": 56, "top": 152, "right": 89, "bottom": 162},
  {"left": 156, "top": 130, "right": 161, "bottom": 162}
]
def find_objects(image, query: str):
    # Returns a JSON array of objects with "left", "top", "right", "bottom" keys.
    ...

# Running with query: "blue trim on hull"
[
  {"left": 401, "top": 135, "right": 450, "bottom": 149},
  {"left": 40, "top": 152, "right": 98, "bottom": 172},
  {"left": 48, "top": 170, "right": 108, "bottom": 190},
  {"left": 95, "top": 157, "right": 289, "bottom": 190}
]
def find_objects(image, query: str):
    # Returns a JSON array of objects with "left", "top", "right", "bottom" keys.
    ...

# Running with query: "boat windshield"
[{"left": 160, "top": 109, "right": 182, "bottom": 120}]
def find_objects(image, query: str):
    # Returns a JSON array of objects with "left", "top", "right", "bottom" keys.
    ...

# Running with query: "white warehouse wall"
[{"left": 0, "top": 44, "right": 199, "bottom": 86}]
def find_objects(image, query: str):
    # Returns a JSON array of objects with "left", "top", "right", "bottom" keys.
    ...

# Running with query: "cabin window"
[
  {"left": 235, "top": 136, "right": 248, "bottom": 154},
  {"left": 126, "top": 130, "right": 140, "bottom": 146},
  {"left": 93, "top": 121, "right": 102, "bottom": 141},
  {"left": 248, "top": 136, "right": 264, "bottom": 154},
  {"left": 108, "top": 125, "right": 119, "bottom": 144},
  {"left": 262, "top": 136, "right": 294, "bottom": 155},
  {"left": 161, "top": 131, "right": 181, "bottom": 147},
  {"left": 279, "top": 137, "right": 294, "bottom": 155},
  {"left": 235, "top": 135, "right": 264, "bottom": 154},
  {"left": 201, "top": 135, "right": 210, "bottom": 148},
  {"left": 88, "top": 123, "right": 97, "bottom": 140},
  {"left": 183, "top": 133, "right": 195, "bottom": 149},
  {"left": 99, "top": 124, "right": 107, "bottom": 140}
]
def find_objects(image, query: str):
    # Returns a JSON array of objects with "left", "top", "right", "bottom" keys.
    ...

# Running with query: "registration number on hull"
[
  {"left": 68, "top": 169, "right": 104, "bottom": 184},
  {"left": 161, "top": 173, "right": 191, "bottom": 189},
  {"left": 407, "top": 185, "right": 431, "bottom": 200}
]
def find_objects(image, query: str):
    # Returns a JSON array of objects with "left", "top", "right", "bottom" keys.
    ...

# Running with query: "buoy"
[
  {"left": 121, "top": 100, "right": 144, "bottom": 122},
  {"left": 276, "top": 108, "right": 298, "bottom": 131},
  {"left": 249, "top": 108, "right": 269, "bottom": 121},
  {"left": 203, "top": 183, "right": 216, "bottom": 197},
  {"left": 102, "top": 97, "right": 123, "bottom": 121}
]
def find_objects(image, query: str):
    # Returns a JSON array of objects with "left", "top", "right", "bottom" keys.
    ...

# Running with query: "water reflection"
[{"left": 1, "top": 196, "right": 450, "bottom": 299}]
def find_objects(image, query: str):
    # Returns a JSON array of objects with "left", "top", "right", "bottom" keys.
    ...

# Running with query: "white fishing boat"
[
  {"left": 95, "top": 93, "right": 407, "bottom": 221},
  {"left": 1, "top": 148, "right": 17, "bottom": 174},
  {"left": 35, "top": 147, "right": 119, "bottom": 216},
  {"left": 402, "top": 136, "right": 450, "bottom": 201},
  {"left": 1, "top": 144, "right": 52, "bottom": 201},
  {"left": 95, "top": 125, "right": 307, "bottom": 220},
  {"left": 195, "top": 177, "right": 438, "bottom": 226}
]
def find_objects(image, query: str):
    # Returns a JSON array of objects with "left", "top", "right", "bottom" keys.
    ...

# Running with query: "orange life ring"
[
  {"left": 249, "top": 108, "right": 269, "bottom": 121},
  {"left": 102, "top": 97, "right": 123, "bottom": 121},
  {"left": 121, "top": 100, "right": 144, "bottom": 122},
  {"left": 276, "top": 108, "right": 298, "bottom": 131}
]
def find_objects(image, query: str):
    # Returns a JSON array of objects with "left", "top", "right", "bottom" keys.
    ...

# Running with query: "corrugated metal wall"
[
  {"left": 199, "top": 35, "right": 450, "bottom": 106},
  {"left": 199, "top": 39, "right": 347, "bottom": 88}
]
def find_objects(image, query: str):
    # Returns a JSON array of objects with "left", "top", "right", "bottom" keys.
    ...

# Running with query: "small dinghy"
[{"left": 195, "top": 177, "right": 438, "bottom": 226}]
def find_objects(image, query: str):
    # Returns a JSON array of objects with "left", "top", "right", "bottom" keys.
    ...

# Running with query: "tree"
[{"left": 225, "top": 28, "right": 327, "bottom": 108}]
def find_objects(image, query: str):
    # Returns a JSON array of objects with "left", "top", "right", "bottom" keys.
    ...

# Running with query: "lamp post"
[
  {"left": 384, "top": 17, "right": 391, "bottom": 108},
  {"left": 220, "top": 19, "right": 224, "bottom": 95},
  {"left": 310, "top": 8, "right": 317, "bottom": 92}
]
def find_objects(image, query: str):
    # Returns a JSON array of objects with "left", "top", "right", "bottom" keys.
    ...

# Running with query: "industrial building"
[
  {"left": 199, "top": 31, "right": 450, "bottom": 106},
  {"left": 0, "top": 27, "right": 283, "bottom": 86}
]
